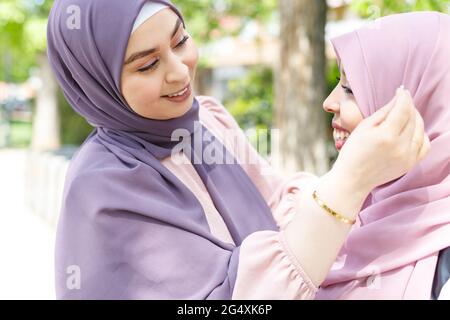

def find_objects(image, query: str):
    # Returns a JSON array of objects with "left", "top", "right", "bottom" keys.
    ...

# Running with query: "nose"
[
  {"left": 323, "top": 91, "right": 340, "bottom": 114},
  {"left": 165, "top": 53, "right": 189, "bottom": 84}
]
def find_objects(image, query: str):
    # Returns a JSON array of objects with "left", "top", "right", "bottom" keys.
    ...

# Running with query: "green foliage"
[
  {"left": 351, "top": 0, "right": 450, "bottom": 18},
  {"left": 9, "top": 120, "right": 32, "bottom": 148},
  {"left": 58, "top": 90, "right": 94, "bottom": 146},
  {"left": 3, "top": 0, "right": 448, "bottom": 148},
  {"left": 225, "top": 66, "right": 274, "bottom": 129},
  {"left": 224, "top": 61, "right": 340, "bottom": 127},
  {"left": 0, "top": 0, "right": 51, "bottom": 82},
  {"left": 326, "top": 61, "right": 340, "bottom": 96},
  {"left": 222, "top": 66, "right": 273, "bottom": 153},
  {"left": 173, "top": 0, "right": 276, "bottom": 42}
]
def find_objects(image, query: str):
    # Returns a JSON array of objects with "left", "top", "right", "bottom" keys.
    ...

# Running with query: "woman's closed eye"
[
  {"left": 138, "top": 58, "right": 160, "bottom": 73},
  {"left": 137, "top": 34, "right": 190, "bottom": 73},
  {"left": 336, "top": 76, "right": 354, "bottom": 95},
  {"left": 341, "top": 84, "right": 353, "bottom": 95},
  {"left": 175, "top": 34, "right": 189, "bottom": 48}
]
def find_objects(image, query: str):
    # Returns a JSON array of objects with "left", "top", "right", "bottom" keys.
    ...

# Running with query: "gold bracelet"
[{"left": 312, "top": 190, "right": 356, "bottom": 225}]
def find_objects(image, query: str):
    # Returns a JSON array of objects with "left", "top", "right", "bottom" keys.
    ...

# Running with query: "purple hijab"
[{"left": 47, "top": 0, "right": 277, "bottom": 299}]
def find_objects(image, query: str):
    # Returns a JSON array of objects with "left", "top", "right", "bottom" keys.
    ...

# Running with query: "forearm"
[{"left": 282, "top": 169, "right": 370, "bottom": 287}]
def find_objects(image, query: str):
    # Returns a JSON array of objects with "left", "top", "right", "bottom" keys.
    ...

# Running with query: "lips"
[
  {"left": 332, "top": 122, "right": 348, "bottom": 132},
  {"left": 162, "top": 84, "right": 192, "bottom": 103},
  {"left": 332, "top": 122, "right": 351, "bottom": 151},
  {"left": 163, "top": 84, "right": 190, "bottom": 98}
]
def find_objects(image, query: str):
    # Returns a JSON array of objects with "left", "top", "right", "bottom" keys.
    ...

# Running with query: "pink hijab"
[{"left": 317, "top": 12, "right": 450, "bottom": 299}]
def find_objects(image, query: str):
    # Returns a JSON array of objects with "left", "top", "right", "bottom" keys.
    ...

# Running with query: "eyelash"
[
  {"left": 175, "top": 35, "right": 189, "bottom": 48},
  {"left": 336, "top": 76, "right": 353, "bottom": 95},
  {"left": 342, "top": 85, "right": 354, "bottom": 95},
  {"left": 138, "top": 35, "right": 190, "bottom": 73},
  {"left": 138, "top": 58, "right": 160, "bottom": 73}
]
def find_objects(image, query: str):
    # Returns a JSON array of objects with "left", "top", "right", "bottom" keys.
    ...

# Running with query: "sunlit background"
[{"left": 0, "top": 0, "right": 449, "bottom": 299}]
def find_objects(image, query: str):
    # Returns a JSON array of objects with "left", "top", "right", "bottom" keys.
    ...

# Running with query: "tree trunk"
[
  {"left": 275, "top": 0, "right": 328, "bottom": 176},
  {"left": 31, "top": 54, "right": 60, "bottom": 151}
]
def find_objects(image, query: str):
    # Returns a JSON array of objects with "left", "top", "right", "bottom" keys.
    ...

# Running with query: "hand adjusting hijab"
[
  {"left": 317, "top": 12, "right": 450, "bottom": 299},
  {"left": 47, "top": 0, "right": 277, "bottom": 299}
]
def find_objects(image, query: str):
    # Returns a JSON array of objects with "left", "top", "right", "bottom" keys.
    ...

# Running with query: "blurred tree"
[
  {"left": 1, "top": 0, "right": 278, "bottom": 147},
  {"left": 0, "top": 0, "right": 60, "bottom": 150},
  {"left": 275, "top": 0, "right": 328, "bottom": 176},
  {"left": 0, "top": 0, "right": 277, "bottom": 80},
  {"left": 0, "top": 0, "right": 51, "bottom": 81},
  {"left": 31, "top": 53, "right": 60, "bottom": 150},
  {"left": 226, "top": 67, "right": 273, "bottom": 129},
  {"left": 225, "top": 66, "right": 274, "bottom": 155},
  {"left": 174, "top": 0, "right": 279, "bottom": 158},
  {"left": 4, "top": 0, "right": 447, "bottom": 151},
  {"left": 174, "top": 0, "right": 276, "bottom": 43}
]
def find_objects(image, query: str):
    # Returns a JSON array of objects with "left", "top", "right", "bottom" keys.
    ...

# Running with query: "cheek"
[
  {"left": 122, "top": 76, "right": 162, "bottom": 111},
  {"left": 184, "top": 42, "right": 199, "bottom": 77},
  {"left": 340, "top": 100, "right": 364, "bottom": 131}
]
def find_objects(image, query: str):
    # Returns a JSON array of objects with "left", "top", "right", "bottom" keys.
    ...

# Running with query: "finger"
[
  {"left": 399, "top": 90, "right": 417, "bottom": 136},
  {"left": 382, "top": 88, "right": 414, "bottom": 135},
  {"left": 400, "top": 104, "right": 419, "bottom": 146},
  {"left": 409, "top": 110, "right": 424, "bottom": 156},
  {"left": 417, "top": 133, "right": 431, "bottom": 162}
]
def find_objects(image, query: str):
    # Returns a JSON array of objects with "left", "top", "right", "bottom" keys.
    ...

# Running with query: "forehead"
[
  {"left": 126, "top": 8, "right": 179, "bottom": 51},
  {"left": 338, "top": 60, "right": 348, "bottom": 78}
]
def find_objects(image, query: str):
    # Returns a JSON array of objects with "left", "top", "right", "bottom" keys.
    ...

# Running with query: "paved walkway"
[{"left": 0, "top": 149, "right": 55, "bottom": 299}]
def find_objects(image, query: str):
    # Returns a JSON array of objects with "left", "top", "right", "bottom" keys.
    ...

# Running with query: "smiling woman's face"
[
  {"left": 323, "top": 61, "right": 364, "bottom": 151},
  {"left": 120, "top": 8, "right": 198, "bottom": 120}
]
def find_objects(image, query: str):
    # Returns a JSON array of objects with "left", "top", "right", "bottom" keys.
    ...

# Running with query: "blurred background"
[{"left": 0, "top": 0, "right": 449, "bottom": 299}]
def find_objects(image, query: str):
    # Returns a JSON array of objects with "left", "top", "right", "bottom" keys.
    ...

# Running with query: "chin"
[{"left": 167, "top": 101, "right": 193, "bottom": 119}]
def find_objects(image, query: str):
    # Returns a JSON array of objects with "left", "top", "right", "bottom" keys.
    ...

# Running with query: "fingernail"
[{"left": 396, "top": 85, "right": 405, "bottom": 95}]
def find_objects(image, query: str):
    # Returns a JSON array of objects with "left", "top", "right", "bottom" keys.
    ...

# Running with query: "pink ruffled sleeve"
[
  {"left": 233, "top": 231, "right": 318, "bottom": 299},
  {"left": 198, "top": 96, "right": 319, "bottom": 299},
  {"left": 266, "top": 171, "right": 318, "bottom": 229}
]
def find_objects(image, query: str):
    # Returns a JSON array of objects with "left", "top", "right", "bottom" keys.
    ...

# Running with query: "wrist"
[
  {"left": 327, "top": 165, "right": 373, "bottom": 197},
  {"left": 315, "top": 169, "right": 371, "bottom": 220}
]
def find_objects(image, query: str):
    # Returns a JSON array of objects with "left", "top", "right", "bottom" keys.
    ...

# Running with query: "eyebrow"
[{"left": 124, "top": 18, "right": 183, "bottom": 66}]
